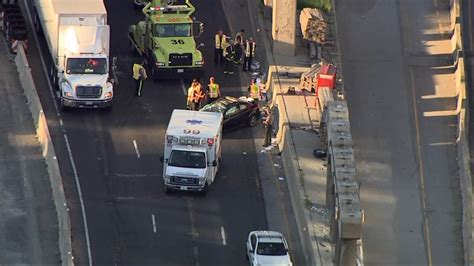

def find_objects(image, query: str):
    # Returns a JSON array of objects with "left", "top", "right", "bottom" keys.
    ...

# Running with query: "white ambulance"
[{"left": 161, "top": 109, "right": 223, "bottom": 194}]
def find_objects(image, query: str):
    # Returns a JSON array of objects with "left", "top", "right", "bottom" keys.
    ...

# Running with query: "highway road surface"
[
  {"left": 336, "top": 0, "right": 463, "bottom": 264},
  {"left": 21, "top": 0, "right": 303, "bottom": 264}
]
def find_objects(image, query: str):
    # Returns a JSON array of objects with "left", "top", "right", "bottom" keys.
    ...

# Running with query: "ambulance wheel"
[
  {"left": 200, "top": 183, "right": 208, "bottom": 196},
  {"left": 151, "top": 66, "right": 159, "bottom": 82},
  {"left": 248, "top": 114, "right": 258, "bottom": 127}
]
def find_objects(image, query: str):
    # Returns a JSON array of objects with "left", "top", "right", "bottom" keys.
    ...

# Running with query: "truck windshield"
[
  {"left": 66, "top": 58, "right": 107, "bottom": 75},
  {"left": 168, "top": 150, "right": 206, "bottom": 168},
  {"left": 155, "top": 23, "right": 191, "bottom": 37}
]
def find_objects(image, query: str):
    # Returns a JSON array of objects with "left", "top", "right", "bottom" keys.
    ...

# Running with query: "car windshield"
[
  {"left": 66, "top": 58, "right": 107, "bottom": 75},
  {"left": 155, "top": 23, "right": 191, "bottom": 37},
  {"left": 168, "top": 150, "right": 206, "bottom": 168},
  {"left": 200, "top": 100, "right": 227, "bottom": 113},
  {"left": 256, "top": 242, "right": 287, "bottom": 256}
]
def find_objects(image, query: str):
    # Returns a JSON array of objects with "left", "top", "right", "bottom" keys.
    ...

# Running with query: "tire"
[
  {"left": 163, "top": 185, "right": 171, "bottom": 194},
  {"left": 200, "top": 182, "right": 208, "bottom": 196},
  {"left": 51, "top": 65, "right": 58, "bottom": 88},
  {"left": 248, "top": 114, "right": 258, "bottom": 127},
  {"left": 129, "top": 36, "right": 136, "bottom": 54},
  {"left": 59, "top": 98, "right": 69, "bottom": 112},
  {"left": 151, "top": 66, "right": 159, "bottom": 82}
]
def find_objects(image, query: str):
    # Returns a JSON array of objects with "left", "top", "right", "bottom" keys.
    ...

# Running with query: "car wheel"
[{"left": 248, "top": 114, "right": 258, "bottom": 127}]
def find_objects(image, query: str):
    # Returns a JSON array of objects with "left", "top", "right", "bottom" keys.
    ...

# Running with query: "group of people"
[
  {"left": 214, "top": 29, "right": 257, "bottom": 74},
  {"left": 186, "top": 76, "right": 221, "bottom": 111}
]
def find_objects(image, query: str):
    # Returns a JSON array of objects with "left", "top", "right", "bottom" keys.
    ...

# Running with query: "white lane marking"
[
  {"left": 63, "top": 134, "right": 93, "bottom": 265},
  {"left": 151, "top": 214, "right": 157, "bottom": 233},
  {"left": 133, "top": 140, "right": 141, "bottom": 158},
  {"left": 180, "top": 79, "right": 187, "bottom": 95},
  {"left": 220, "top": 226, "right": 227, "bottom": 246}
]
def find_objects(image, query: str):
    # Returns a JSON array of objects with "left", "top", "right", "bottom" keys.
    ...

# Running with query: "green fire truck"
[{"left": 128, "top": 0, "right": 204, "bottom": 80}]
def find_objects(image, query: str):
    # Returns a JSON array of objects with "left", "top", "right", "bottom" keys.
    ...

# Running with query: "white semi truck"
[
  {"left": 33, "top": 0, "right": 114, "bottom": 110},
  {"left": 161, "top": 110, "right": 223, "bottom": 194}
]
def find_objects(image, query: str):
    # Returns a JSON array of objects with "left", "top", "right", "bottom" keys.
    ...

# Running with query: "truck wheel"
[
  {"left": 200, "top": 183, "right": 208, "bottom": 196},
  {"left": 59, "top": 98, "right": 69, "bottom": 112},
  {"left": 151, "top": 67, "right": 159, "bottom": 82},
  {"left": 163, "top": 185, "right": 171, "bottom": 194},
  {"left": 34, "top": 10, "right": 41, "bottom": 35},
  {"left": 248, "top": 115, "right": 258, "bottom": 127}
]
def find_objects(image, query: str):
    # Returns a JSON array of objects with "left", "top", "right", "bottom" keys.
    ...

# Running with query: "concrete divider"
[
  {"left": 450, "top": 0, "right": 473, "bottom": 264},
  {"left": 14, "top": 45, "right": 73, "bottom": 266}
]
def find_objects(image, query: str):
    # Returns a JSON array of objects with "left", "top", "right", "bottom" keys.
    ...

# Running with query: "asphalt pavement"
[
  {"left": 20, "top": 0, "right": 305, "bottom": 264},
  {"left": 336, "top": 0, "right": 462, "bottom": 264},
  {"left": 0, "top": 36, "right": 59, "bottom": 263}
]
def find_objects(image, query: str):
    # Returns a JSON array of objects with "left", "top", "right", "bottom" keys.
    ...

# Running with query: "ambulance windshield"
[{"left": 168, "top": 150, "right": 206, "bottom": 168}]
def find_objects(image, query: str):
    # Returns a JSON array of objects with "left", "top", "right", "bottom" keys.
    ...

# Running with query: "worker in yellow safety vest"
[
  {"left": 247, "top": 78, "right": 260, "bottom": 101},
  {"left": 243, "top": 37, "right": 256, "bottom": 72},
  {"left": 214, "top": 30, "right": 227, "bottom": 66},
  {"left": 132, "top": 60, "right": 148, "bottom": 96},
  {"left": 207, "top": 77, "right": 221, "bottom": 103}
]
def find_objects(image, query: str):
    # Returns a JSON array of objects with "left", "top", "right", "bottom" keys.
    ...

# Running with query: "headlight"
[
  {"left": 195, "top": 60, "right": 204, "bottom": 65},
  {"left": 156, "top": 62, "right": 165, "bottom": 67},
  {"left": 104, "top": 91, "right": 113, "bottom": 99},
  {"left": 164, "top": 176, "right": 171, "bottom": 182},
  {"left": 199, "top": 177, "right": 205, "bottom": 185},
  {"left": 62, "top": 82, "right": 74, "bottom": 98}
]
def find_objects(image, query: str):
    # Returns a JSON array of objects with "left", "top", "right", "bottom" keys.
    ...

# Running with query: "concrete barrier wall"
[
  {"left": 15, "top": 45, "right": 73, "bottom": 266},
  {"left": 451, "top": 0, "right": 472, "bottom": 264}
]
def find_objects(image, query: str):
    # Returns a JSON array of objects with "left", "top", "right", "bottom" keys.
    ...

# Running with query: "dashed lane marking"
[
  {"left": 220, "top": 226, "right": 227, "bottom": 246},
  {"left": 151, "top": 214, "right": 157, "bottom": 233},
  {"left": 133, "top": 140, "right": 141, "bottom": 158}
]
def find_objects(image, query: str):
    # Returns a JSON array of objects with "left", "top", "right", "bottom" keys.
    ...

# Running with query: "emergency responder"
[
  {"left": 214, "top": 30, "right": 227, "bottom": 66},
  {"left": 207, "top": 77, "right": 221, "bottom": 103},
  {"left": 234, "top": 29, "right": 245, "bottom": 63},
  {"left": 223, "top": 40, "right": 236, "bottom": 75},
  {"left": 192, "top": 81, "right": 205, "bottom": 110},
  {"left": 243, "top": 37, "right": 256, "bottom": 72},
  {"left": 247, "top": 78, "right": 260, "bottom": 101},
  {"left": 187, "top": 79, "right": 202, "bottom": 110},
  {"left": 132, "top": 60, "right": 148, "bottom": 96},
  {"left": 262, "top": 107, "right": 273, "bottom": 147}
]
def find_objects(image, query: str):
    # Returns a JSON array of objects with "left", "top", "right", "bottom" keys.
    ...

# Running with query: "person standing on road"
[
  {"left": 214, "top": 30, "right": 227, "bottom": 66},
  {"left": 243, "top": 37, "right": 256, "bottom": 72},
  {"left": 223, "top": 40, "right": 236, "bottom": 75},
  {"left": 132, "top": 60, "right": 148, "bottom": 97},
  {"left": 262, "top": 108, "right": 273, "bottom": 147},
  {"left": 247, "top": 78, "right": 260, "bottom": 101},
  {"left": 192, "top": 81, "right": 205, "bottom": 110},
  {"left": 207, "top": 76, "right": 221, "bottom": 103},
  {"left": 234, "top": 29, "right": 245, "bottom": 64},
  {"left": 187, "top": 80, "right": 196, "bottom": 110}
]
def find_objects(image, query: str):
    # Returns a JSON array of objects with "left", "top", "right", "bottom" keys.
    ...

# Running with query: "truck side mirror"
[
  {"left": 212, "top": 160, "right": 217, "bottom": 167},
  {"left": 160, "top": 156, "right": 164, "bottom": 162}
]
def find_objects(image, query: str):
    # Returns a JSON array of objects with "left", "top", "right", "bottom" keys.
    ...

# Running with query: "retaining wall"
[{"left": 15, "top": 45, "right": 73, "bottom": 266}]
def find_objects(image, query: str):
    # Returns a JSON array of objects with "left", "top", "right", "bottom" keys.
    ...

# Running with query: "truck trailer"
[
  {"left": 161, "top": 109, "right": 223, "bottom": 194},
  {"left": 33, "top": 0, "right": 114, "bottom": 110}
]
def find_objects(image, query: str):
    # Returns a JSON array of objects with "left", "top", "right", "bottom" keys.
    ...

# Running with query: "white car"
[{"left": 246, "top": 231, "right": 293, "bottom": 266}]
